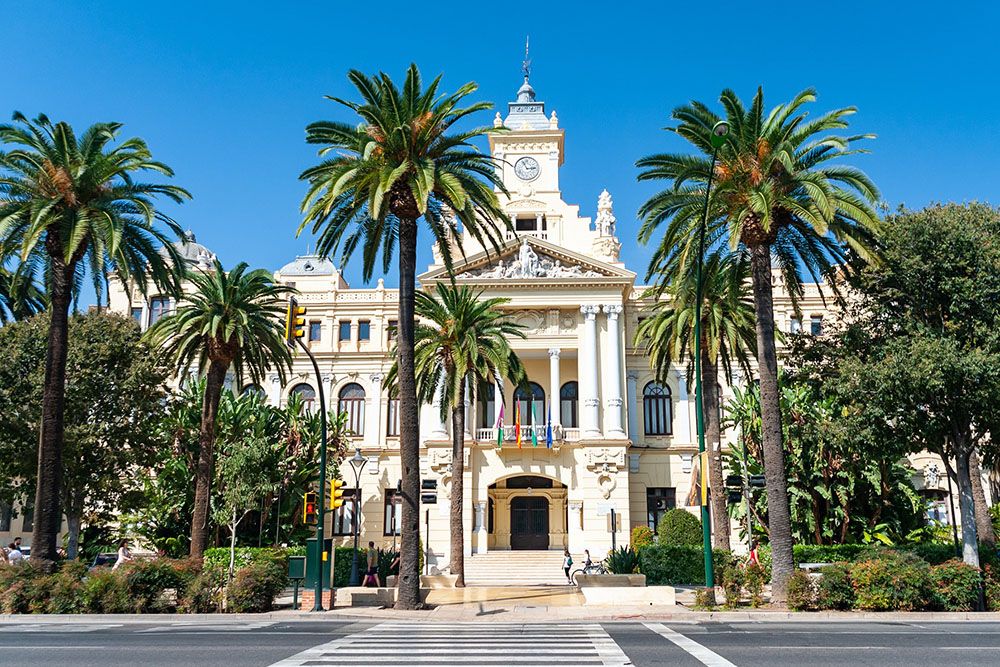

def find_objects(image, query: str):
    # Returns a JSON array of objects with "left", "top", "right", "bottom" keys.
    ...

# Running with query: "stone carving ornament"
[{"left": 459, "top": 240, "right": 605, "bottom": 280}]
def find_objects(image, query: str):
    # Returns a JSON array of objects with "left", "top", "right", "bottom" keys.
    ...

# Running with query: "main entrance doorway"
[{"left": 510, "top": 496, "right": 549, "bottom": 550}]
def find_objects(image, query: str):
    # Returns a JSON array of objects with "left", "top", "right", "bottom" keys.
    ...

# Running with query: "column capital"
[
  {"left": 548, "top": 347, "right": 561, "bottom": 359},
  {"left": 602, "top": 304, "right": 623, "bottom": 318},
  {"left": 369, "top": 373, "right": 384, "bottom": 385},
  {"left": 580, "top": 305, "right": 600, "bottom": 319},
  {"left": 626, "top": 371, "right": 639, "bottom": 382}
]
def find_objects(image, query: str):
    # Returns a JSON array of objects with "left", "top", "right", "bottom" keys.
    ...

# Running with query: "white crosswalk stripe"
[{"left": 269, "top": 622, "right": 633, "bottom": 666}]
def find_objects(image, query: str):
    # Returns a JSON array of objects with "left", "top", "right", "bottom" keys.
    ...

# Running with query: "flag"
[
  {"left": 530, "top": 403, "right": 538, "bottom": 447},
  {"left": 546, "top": 404, "right": 553, "bottom": 449},
  {"left": 495, "top": 403, "right": 505, "bottom": 449},
  {"left": 515, "top": 401, "right": 522, "bottom": 448}
]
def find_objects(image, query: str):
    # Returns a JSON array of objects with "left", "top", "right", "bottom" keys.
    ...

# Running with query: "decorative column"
[
  {"left": 580, "top": 305, "right": 602, "bottom": 439},
  {"left": 463, "top": 378, "right": 473, "bottom": 438},
  {"left": 367, "top": 373, "right": 383, "bottom": 448},
  {"left": 548, "top": 348, "right": 561, "bottom": 430},
  {"left": 626, "top": 371, "right": 639, "bottom": 443},
  {"left": 674, "top": 370, "right": 691, "bottom": 442},
  {"left": 430, "top": 374, "right": 448, "bottom": 440},
  {"left": 602, "top": 305, "right": 625, "bottom": 438},
  {"left": 474, "top": 501, "right": 488, "bottom": 554},
  {"left": 567, "top": 500, "right": 584, "bottom": 552}
]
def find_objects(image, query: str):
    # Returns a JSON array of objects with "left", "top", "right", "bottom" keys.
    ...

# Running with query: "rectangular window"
[
  {"left": 810, "top": 315, "right": 823, "bottom": 336},
  {"left": 358, "top": 320, "right": 371, "bottom": 341},
  {"left": 339, "top": 321, "right": 352, "bottom": 342},
  {"left": 0, "top": 501, "right": 11, "bottom": 532},
  {"left": 789, "top": 317, "right": 801, "bottom": 334},
  {"left": 387, "top": 320, "right": 398, "bottom": 341},
  {"left": 515, "top": 216, "right": 537, "bottom": 231},
  {"left": 384, "top": 489, "right": 402, "bottom": 536},
  {"left": 387, "top": 399, "right": 400, "bottom": 437},
  {"left": 149, "top": 296, "right": 170, "bottom": 326},
  {"left": 130, "top": 307, "right": 143, "bottom": 326},
  {"left": 309, "top": 321, "right": 321, "bottom": 342},
  {"left": 20, "top": 501, "right": 33, "bottom": 533},
  {"left": 646, "top": 487, "right": 677, "bottom": 532},
  {"left": 331, "top": 489, "right": 358, "bottom": 536}
]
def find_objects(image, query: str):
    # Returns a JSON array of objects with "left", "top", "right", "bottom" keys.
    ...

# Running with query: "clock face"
[{"left": 514, "top": 156, "right": 540, "bottom": 181}]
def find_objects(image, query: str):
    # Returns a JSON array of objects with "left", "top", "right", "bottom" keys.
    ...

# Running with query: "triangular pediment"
[{"left": 420, "top": 236, "right": 635, "bottom": 285}]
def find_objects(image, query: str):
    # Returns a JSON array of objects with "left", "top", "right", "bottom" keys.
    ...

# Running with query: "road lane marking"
[{"left": 643, "top": 623, "right": 737, "bottom": 667}]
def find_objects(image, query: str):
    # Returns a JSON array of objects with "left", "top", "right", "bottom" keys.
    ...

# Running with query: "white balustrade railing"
[
  {"left": 474, "top": 425, "right": 572, "bottom": 445},
  {"left": 503, "top": 230, "right": 549, "bottom": 242}
]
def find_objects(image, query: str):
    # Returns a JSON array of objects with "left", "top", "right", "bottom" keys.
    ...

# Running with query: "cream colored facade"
[{"left": 105, "top": 74, "right": 975, "bottom": 567}]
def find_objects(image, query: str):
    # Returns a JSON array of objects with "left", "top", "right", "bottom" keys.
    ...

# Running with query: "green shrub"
[
  {"left": 203, "top": 546, "right": 289, "bottom": 571},
  {"left": 792, "top": 544, "right": 865, "bottom": 565},
  {"left": 333, "top": 546, "right": 356, "bottom": 587},
  {"left": 179, "top": 564, "right": 225, "bottom": 613},
  {"left": 786, "top": 570, "right": 815, "bottom": 611},
  {"left": 0, "top": 565, "right": 49, "bottom": 614},
  {"left": 907, "top": 542, "right": 958, "bottom": 565},
  {"left": 46, "top": 561, "right": 88, "bottom": 614},
  {"left": 638, "top": 545, "right": 731, "bottom": 585},
  {"left": 630, "top": 526, "right": 654, "bottom": 548},
  {"left": 604, "top": 546, "right": 640, "bottom": 574},
  {"left": 693, "top": 587, "right": 716, "bottom": 608},
  {"left": 815, "top": 563, "right": 854, "bottom": 610},
  {"left": 80, "top": 568, "right": 131, "bottom": 613},
  {"left": 744, "top": 563, "right": 766, "bottom": 607},
  {"left": 930, "top": 559, "right": 981, "bottom": 611},
  {"left": 657, "top": 509, "right": 702, "bottom": 546},
  {"left": 122, "top": 559, "right": 189, "bottom": 613},
  {"left": 985, "top": 565, "right": 1000, "bottom": 612},
  {"left": 722, "top": 566, "right": 744, "bottom": 609},
  {"left": 850, "top": 555, "right": 933, "bottom": 611},
  {"left": 227, "top": 561, "right": 287, "bottom": 613}
]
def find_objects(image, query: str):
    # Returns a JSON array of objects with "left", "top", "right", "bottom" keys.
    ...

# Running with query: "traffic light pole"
[{"left": 297, "top": 338, "right": 328, "bottom": 612}]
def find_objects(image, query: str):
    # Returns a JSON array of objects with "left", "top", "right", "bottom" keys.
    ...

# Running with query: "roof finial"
[{"left": 522, "top": 35, "right": 531, "bottom": 82}]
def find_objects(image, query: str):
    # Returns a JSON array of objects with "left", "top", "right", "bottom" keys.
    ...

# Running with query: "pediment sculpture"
[{"left": 457, "top": 241, "right": 605, "bottom": 280}]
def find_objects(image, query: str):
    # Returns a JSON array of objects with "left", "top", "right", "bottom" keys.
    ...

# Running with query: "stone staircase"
[{"left": 463, "top": 550, "right": 569, "bottom": 587}]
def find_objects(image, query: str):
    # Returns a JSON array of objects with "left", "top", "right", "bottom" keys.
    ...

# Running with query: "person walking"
[
  {"left": 563, "top": 549, "right": 573, "bottom": 584},
  {"left": 112, "top": 539, "right": 132, "bottom": 570},
  {"left": 363, "top": 541, "right": 381, "bottom": 587}
]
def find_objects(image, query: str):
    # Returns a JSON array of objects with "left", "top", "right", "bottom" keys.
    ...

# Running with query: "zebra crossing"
[{"left": 269, "top": 621, "right": 633, "bottom": 666}]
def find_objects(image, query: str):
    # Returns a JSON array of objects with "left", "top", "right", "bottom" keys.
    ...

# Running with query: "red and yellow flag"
[{"left": 515, "top": 401, "right": 522, "bottom": 448}]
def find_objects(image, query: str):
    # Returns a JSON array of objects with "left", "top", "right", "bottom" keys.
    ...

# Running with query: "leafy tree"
[
  {"left": 148, "top": 260, "right": 291, "bottom": 557},
  {"left": 299, "top": 65, "right": 509, "bottom": 609},
  {"left": 636, "top": 249, "right": 756, "bottom": 550},
  {"left": 0, "top": 113, "right": 189, "bottom": 564},
  {"left": 0, "top": 311, "right": 169, "bottom": 559},
  {"left": 386, "top": 283, "right": 525, "bottom": 586},
  {"left": 636, "top": 88, "right": 881, "bottom": 599}
]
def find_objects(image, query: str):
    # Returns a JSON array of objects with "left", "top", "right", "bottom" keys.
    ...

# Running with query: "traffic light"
[
  {"left": 303, "top": 491, "right": 318, "bottom": 525},
  {"left": 748, "top": 474, "right": 766, "bottom": 488},
  {"left": 329, "top": 479, "right": 347, "bottom": 509},
  {"left": 285, "top": 296, "right": 307, "bottom": 347},
  {"left": 727, "top": 489, "right": 743, "bottom": 505}
]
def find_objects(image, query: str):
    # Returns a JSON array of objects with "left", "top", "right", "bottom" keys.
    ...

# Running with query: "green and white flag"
[{"left": 531, "top": 403, "right": 538, "bottom": 447}]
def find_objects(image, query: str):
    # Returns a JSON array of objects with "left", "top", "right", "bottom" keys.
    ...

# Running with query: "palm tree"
[
  {"left": 636, "top": 88, "right": 881, "bottom": 599},
  {"left": 0, "top": 263, "right": 44, "bottom": 323},
  {"left": 299, "top": 65, "right": 509, "bottom": 609},
  {"left": 387, "top": 283, "right": 525, "bottom": 586},
  {"left": 0, "top": 113, "right": 188, "bottom": 564},
  {"left": 148, "top": 260, "right": 292, "bottom": 557},
  {"left": 636, "top": 250, "right": 756, "bottom": 550}
]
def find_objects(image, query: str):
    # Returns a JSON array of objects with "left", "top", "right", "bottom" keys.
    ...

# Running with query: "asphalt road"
[{"left": 1, "top": 618, "right": 999, "bottom": 666}]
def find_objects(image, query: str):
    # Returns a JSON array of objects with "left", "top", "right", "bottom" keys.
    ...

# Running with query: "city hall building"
[{"left": 98, "top": 75, "right": 962, "bottom": 575}]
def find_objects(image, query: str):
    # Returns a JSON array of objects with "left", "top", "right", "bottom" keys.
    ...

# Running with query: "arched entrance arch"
[{"left": 486, "top": 474, "right": 567, "bottom": 551}]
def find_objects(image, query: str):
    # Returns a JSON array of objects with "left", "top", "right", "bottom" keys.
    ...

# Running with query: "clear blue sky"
[{"left": 6, "top": 1, "right": 999, "bottom": 290}]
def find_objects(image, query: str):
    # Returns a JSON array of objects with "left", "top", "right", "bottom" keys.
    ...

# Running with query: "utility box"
[
  {"left": 304, "top": 537, "right": 333, "bottom": 589},
  {"left": 288, "top": 555, "right": 306, "bottom": 581}
]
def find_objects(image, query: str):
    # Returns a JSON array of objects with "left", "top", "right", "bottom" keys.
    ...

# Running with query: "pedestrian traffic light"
[
  {"left": 329, "top": 479, "right": 347, "bottom": 509},
  {"left": 303, "top": 491, "right": 318, "bottom": 525},
  {"left": 285, "top": 296, "right": 307, "bottom": 347},
  {"left": 727, "top": 489, "right": 743, "bottom": 505},
  {"left": 748, "top": 474, "right": 766, "bottom": 488},
  {"left": 725, "top": 475, "right": 742, "bottom": 488}
]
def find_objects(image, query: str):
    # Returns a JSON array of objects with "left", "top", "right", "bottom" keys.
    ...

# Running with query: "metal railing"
[{"left": 474, "top": 425, "right": 579, "bottom": 444}]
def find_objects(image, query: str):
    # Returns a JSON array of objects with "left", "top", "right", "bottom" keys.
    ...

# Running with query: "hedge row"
[
  {"left": 637, "top": 545, "right": 734, "bottom": 585},
  {"left": 791, "top": 542, "right": 967, "bottom": 566}
]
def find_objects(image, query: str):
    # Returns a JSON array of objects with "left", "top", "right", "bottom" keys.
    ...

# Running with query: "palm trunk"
[
  {"left": 969, "top": 450, "right": 996, "bottom": 548},
  {"left": 749, "top": 244, "right": 794, "bottom": 602},
  {"left": 395, "top": 216, "right": 422, "bottom": 610},
  {"left": 450, "top": 379, "right": 467, "bottom": 587},
  {"left": 32, "top": 260, "right": 74, "bottom": 567},
  {"left": 190, "top": 359, "right": 229, "bottom": 557},
  {"left": 702, "top": 352, "right": 730, "bottom": 551},
  {"left": 953, "top": 439, "right": 981, "bottom": 569}
]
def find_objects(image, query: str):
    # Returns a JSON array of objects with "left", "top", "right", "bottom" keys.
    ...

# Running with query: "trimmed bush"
[
  {"left": 657, "top": 509, "right": 702, "bottom": 546},
  {"left": 122, "top": 559, "right": 190, "bottom": 613},
  {"left": 46, "top": 562, "right": 88, "bottom": 614},
  {"left": 179, "top": 564, "right": 225, "bottom": 613},
  {"left": 693, "top": 587, "right": 716, "bottom": 608},
  {"left": 203, "top": 546, "right": 289, "bottom": 572},
  {"left": 630, "top": 526, "right": 654, "bottom": 549},
  {"left": 744, "top": 563, "right": 766, "bottom": 608},
  {"left": 815, "top": 563, "right": 854, "bottom": 610},
  {"left": 930, "top": 559, "right": 981, "bottom": 611},
  {"left": 722, "top": 566, "right": 743, "bottom": 609},
  {"left": 850, "top": 554, "right": 933, "bottom": 611},
  {"left": 80, "top": 568, "right": 131, "bottom": 613},
  {"left": 786, "top": 570, "right": 815, "bottom": 611},
  {"left": 638, "top": 545, "right": 732, "bottom": 585},
  {"left": 985, "top": 565, "right": 1000, "bottom": 612},
  {"left": 907, "top": 542, "right": 958, "bottom": 566},
  {"left": 227, "top": 561, "right": 287, "bottom": 613}
]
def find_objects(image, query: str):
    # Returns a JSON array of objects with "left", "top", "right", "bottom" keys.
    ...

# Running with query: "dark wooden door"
[{"left": 510, "top": 496, "right": 549, "bottom": 550}]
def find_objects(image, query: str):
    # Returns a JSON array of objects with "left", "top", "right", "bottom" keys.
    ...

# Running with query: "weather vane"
[{"left": 522, "top": 35, "right": 531, "bottom": 81}]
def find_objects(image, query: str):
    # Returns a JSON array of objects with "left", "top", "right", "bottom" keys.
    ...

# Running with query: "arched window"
[
  {"left": 477, "top": 382, "right": 496, "bottom": 430},
  {"left": 560, "top": 381, "right": 579, "bottom": 428},
  {"left": 514, "top": 382, "right": 545, "bottom": 423},
  {"left": 289, "top": 383, "right": 316, "bottom": 411},
  {"left": 241, "top": 384, "right": 264, "bottom": 397},
  {"left": 338, "top": 382, "right": 366, "bottom": 436},
  {"left": 643, "top": 382, "right": 673, "bottom": 436}
]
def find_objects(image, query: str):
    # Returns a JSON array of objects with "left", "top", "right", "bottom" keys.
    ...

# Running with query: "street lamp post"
[
  {"left": 296, "top": 339, "right": 328, "bottom": 611},
  {"left": 693, "top": 119, "right": 730, "bottom": 590},
  {"left": 348, "top": 447, "right": 368, "bottom": 587}
]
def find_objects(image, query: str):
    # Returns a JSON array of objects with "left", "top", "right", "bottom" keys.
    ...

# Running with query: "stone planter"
[
  {"left": 575, "top": 573, "right": 646, "bottom": 587},
  {"left": 385, "top": 574, "right": 459, "bottom": 588}
]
